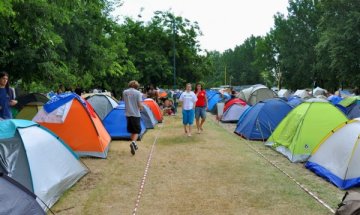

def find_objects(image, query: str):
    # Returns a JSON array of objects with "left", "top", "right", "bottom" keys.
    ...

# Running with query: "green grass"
[{"left": 50, "top": 114, "right": 344, "bottom": 214}]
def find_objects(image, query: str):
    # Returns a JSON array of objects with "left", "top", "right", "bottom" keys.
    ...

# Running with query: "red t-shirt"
[{"left": 195, "top": 90, "right": 206, "bottom": 107}]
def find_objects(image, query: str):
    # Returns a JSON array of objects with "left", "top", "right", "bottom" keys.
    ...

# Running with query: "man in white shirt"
[{"left": 179, "top": 83, "right": 197, "bottom": 137}]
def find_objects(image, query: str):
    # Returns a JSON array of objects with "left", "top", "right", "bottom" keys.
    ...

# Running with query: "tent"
[
  {"left": 306, "top": 119, "right": 360, "bottom": 189},
  {"left": 328, "top": 95, "right": 343, "bottom": 105},
  {"left": 85, "top": 94, "right": 118, "bottom": 120},
  {"left": 141, "top": 104, "right": 157, "bottom": 129},
  {"left": 14, "top": 93, "right": 49, "bottom": 111},
  {"left": 103, "top": 103, "right": 146, "bottom": 139},
  {"left": 266, "top": 102, "right": 348, "bottom": 162},
  {"left": 337, "top": 97, "right": 360, "bottom": 119},
  {"left": 0, "top": 119, "right": 88, "bottom": 209},
  {"left": 0, "top": 173, "right": 45, "bottom": 215},
  {"left": 293, "top": 89, "right": 311, "bottom": 99},
  {"left": 235, "top": 99, "right": 293, "bottom": 140},
  {"left": 15, "top": 102, "right": 43, "bottom": 120},
  {"left": 221, "top": 98, "right": 249, "bottom": 123},
  {"left": 287, "top": 96, "right": 304, "bottom": 107},
  {"left": 238, "top": 84, "right": 277, "bottom": 106},
  {"left": 143, "top": 99, "right": 163, "bottom": 123},
  {"left": 207, "top": 92, "right": 227, "bottom": 113},
  {"left": 313, "top": 87, "right": 327, "bottom": 96},
  {"left": 33, "top": 93, "right": 111, "bottom": 158},
  {"left": 278, "top": 89, "right": 291, "bottom": 98}
]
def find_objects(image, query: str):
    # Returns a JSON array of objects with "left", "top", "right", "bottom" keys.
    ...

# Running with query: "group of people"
[{"left": 123, "top": 80, "right": 208, "bottom": 155}]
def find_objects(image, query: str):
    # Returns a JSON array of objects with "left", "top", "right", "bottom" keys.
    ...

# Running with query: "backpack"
[{"left": 336, "top": 191, "right": 360, "bottom": 215}]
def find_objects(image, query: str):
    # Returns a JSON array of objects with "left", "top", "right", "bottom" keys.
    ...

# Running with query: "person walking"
[
  {"left": 194, "top": 83, "right": 208, "bottom": 134},
  {"left": 179, "top": 83, "right": 197, "bottom": 137},
  {"left": 123, "top": 80, "right": 143, "bottom": 155},
  {"left": 0, "top": 72, "right": 17, "bottom": 119}
]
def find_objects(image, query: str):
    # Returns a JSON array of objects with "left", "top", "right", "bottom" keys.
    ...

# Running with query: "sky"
[{"left": 113, "top": 0, "right": 289, "bottom": 52}]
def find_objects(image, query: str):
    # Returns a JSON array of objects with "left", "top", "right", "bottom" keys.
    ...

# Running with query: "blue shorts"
[
  {"left": 182, "top": 109, "right": 195, "bottom": 125},
  {"left": 195, "top": 107, "right": 206, "bottom": 119}
]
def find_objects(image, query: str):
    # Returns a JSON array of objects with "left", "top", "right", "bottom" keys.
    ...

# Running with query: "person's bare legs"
[
  {"left": 195, "top": 118, "right": 200, "bottom": 133},
  {"left": 188, "top": 125, "right": 192, "bottom": 136},
  {"left": 184, "top": 125, "right": 188, "bottom": 135},
  {"left": 200, "top": 118, "right": 206, "bottom": 131},
  {"left": 131, "top": 133, "right": 138, "bottom": 142}
]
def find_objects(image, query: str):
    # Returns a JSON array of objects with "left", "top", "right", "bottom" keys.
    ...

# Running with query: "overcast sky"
[{"left": 113, "top": 0, "right": 289, "bottom": 52}]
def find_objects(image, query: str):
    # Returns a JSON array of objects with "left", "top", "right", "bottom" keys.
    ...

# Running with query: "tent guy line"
[
  {"left": 214, "top": 118, "right": 336, "bottom": 214},
  {"left": 132, "top": 121, "right": 164, "bottom": 215}
]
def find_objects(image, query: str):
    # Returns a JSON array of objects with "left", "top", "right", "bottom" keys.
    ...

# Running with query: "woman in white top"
[{"left": 179, "top": 83, "right": 197, "bottom": 136}]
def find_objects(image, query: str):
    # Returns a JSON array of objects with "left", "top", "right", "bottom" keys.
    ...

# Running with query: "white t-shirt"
[{"left": 179, "top": 91, "right": 197, "bottom": 110}]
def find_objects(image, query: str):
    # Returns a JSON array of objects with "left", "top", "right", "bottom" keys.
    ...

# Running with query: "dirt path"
[{"left": 51, "top": 115, "right": 343, "bottom": 215}]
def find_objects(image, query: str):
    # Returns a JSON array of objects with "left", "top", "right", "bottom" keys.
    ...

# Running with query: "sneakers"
[{"left": 130, "top": 141, "right": 138, "bottom": 155}]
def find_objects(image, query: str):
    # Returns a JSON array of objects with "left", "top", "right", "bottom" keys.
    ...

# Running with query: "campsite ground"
[{"left": 51, "top": 114, "right": 344, "bottom": 215}]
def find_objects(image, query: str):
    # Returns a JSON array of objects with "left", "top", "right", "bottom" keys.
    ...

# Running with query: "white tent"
[
  {"left": 0, "top": 119, "right": 88, "bottom": 209},
  {"left": 238, "top": 84, "right": 277, "bottom": 105},
  {"left": 278, "top": 89, "right": 291, "bottom": 98},
  {"left": 294, "top": 89, "right": 311, "bottom": 99},
  {"left": 313, "top": 87, "right": 327, "bottom": 97},
  {"left": 306, "top": 119, "right": 360, "bottom": 189}
]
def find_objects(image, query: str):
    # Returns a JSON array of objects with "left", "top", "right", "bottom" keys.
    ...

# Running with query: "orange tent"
[
  {"left": 33, "top": 93, "right": 111, "bottom": 158},
  {"left": 143, "top": 99, "right": 163, "bottom": 122}
]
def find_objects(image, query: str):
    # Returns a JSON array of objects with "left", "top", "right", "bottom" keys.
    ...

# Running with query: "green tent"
[
  {"left": 15, "top": 102, "right": 43, "bottom": 120},
  {"left": 266, "top": 102, "right": 348, "bottom": 162},
  {"left": 338, "top": 96, "right": 360, "bottom": 107}
]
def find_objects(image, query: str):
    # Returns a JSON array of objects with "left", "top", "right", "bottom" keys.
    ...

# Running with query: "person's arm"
[
  {"left": 205, "top": 94, "right": 208, "bottom": 110},
  {"left": 138, "top": 92, "right": 144, "bottom": 111},
  {"left": 179, "top": 93, "right": 184, "bottom": 102}
]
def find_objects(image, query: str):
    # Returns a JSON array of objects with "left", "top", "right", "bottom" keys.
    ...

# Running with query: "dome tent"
[
  {"left": 266, "top": 102, "right": 348, "bottom": 162},
  {"left": 85, "top": 94, "right": 118, "bottom": 120},
  {"left": 0, "top": 119, "right": 88, "bottom": 210},
  {"left": 238, "top": 84, "right": 277, "bottom": 106},
  {"left": 221, "top": 98, "right": 249, "bottom": 123},
  {"left": 33, "top": 93, "right": 111, "bottom": 158},
  {"left": 306, "top": 119, "right": 360, "bottom": 189},
  {"left": 235, "top": 99, "right": 293, "bottom": 140}
]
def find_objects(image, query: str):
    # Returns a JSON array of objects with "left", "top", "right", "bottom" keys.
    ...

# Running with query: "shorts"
[
  {"left": 182, "top": 109, "right": 195, "bottom": 125},
  {"left": 127, "top": 117, "right": 141, "bottom": 134},
  {"left": 195, "top": 107, "right": 206, "bottom": 119}
]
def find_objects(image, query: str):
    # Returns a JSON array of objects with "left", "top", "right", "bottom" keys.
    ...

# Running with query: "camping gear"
[
  {"left": 14, "top": 93, "right": 49, "bottom": 112},
  {"left": 293, "top": 89, "right": 311, "bottom": 99},
  {"left": 235, "top": 99, "right": 293, "bottom": 140},
  {"left": 287, "top": 96, "right": 304, "bottom": 107},
  {"left": 313, "top": 87, "right": 327, "bottom": 96},
  {"left": 238, "top": 84, "right": 277, "bottom": 105},
  {"left": 221, "top": 98, "right": 249, "bottom": 123},
  {"left": 141, "top": 104, "right": 158, "bottom": 129},
  {"left": 85, "top": 94, "right": 118, "bottom": 120},
  {"left": 328, "top": 95, "right": 343, "bottom": 105},
  {"left": 278, "top": 89, "right": 291, "bottom": 98},
  {"left": 335, "top": 191, "right": 360, "bottom": 215},
  {"left": 33, "top": 93, "right": 111, "bottom": 158},
  {"left": 0, "top": 119, "right": 88, "bottom": 209},
  {"left": 15, "top": 102, "right": 43, "bottom": 120},
  {"left": 266, "top": 102, "right": 348, "bottom": 162},
  {"left": 337, "top": 97, "right": 360, "bottom": 119},
  {"left": 103, "top": 103, "right": 146, "bottom": 139},
  {"left": 0, "top": 173, "right": 45, "bottom": 215},
  {"left": 306, "top": 119, "right": 360, "bottom": 189},
  {"left": 143, "top": 98, "right": 163, "bottom": 122}
]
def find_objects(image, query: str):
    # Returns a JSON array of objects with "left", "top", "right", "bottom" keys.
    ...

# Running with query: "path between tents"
[{"left": 51, "top": 114, "right": 344, "bottom": 215}]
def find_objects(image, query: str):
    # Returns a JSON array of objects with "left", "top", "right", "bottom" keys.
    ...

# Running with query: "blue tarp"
[
  {"left": 44, "top": 93, "right": 86, "bottom": 113},
  {"left": 103, "top": 103, "right": 146, "bottom": 140},
  {"left": 235, "top": 99, "right": 293, "bottom": 140}
]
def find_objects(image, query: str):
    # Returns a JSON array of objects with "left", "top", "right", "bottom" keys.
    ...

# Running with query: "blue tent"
[
  {"left": 141, "top": 104, "right": 157, "bottom": 129},
  {"left": 207, "top": 92, "right": 223, "bottom": 112},
  {"left": 339, "top": 103, "right": 360, "bottom": 119},
  {"left": 234, "top": 99, "right": 293, "bottom": 140},
  {"left": 103, "top": 103, "right": 146, "bottom": 140},
  {"left": 328, "top": 95, "right": 343, "bottom": 105},
  {"left": 287, "top": 96, "right": 303, "bottom": 107}
]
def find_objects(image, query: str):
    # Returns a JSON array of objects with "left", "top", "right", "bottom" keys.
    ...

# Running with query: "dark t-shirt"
[{"left": 0, "top": 88, "right": 12, "bottom": 119}]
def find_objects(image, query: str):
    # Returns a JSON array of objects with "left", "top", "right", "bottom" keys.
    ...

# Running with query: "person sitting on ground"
[
  {"left": 161, "top": 99, "right": 175, "bottom": 116},
  {"left": 146, "top": 84, "right": 159, "bottom": 103}
]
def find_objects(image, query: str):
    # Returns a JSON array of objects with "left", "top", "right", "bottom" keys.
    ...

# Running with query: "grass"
[{"left": 50, "top": 114, "right": 344, "bottom": 214}]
